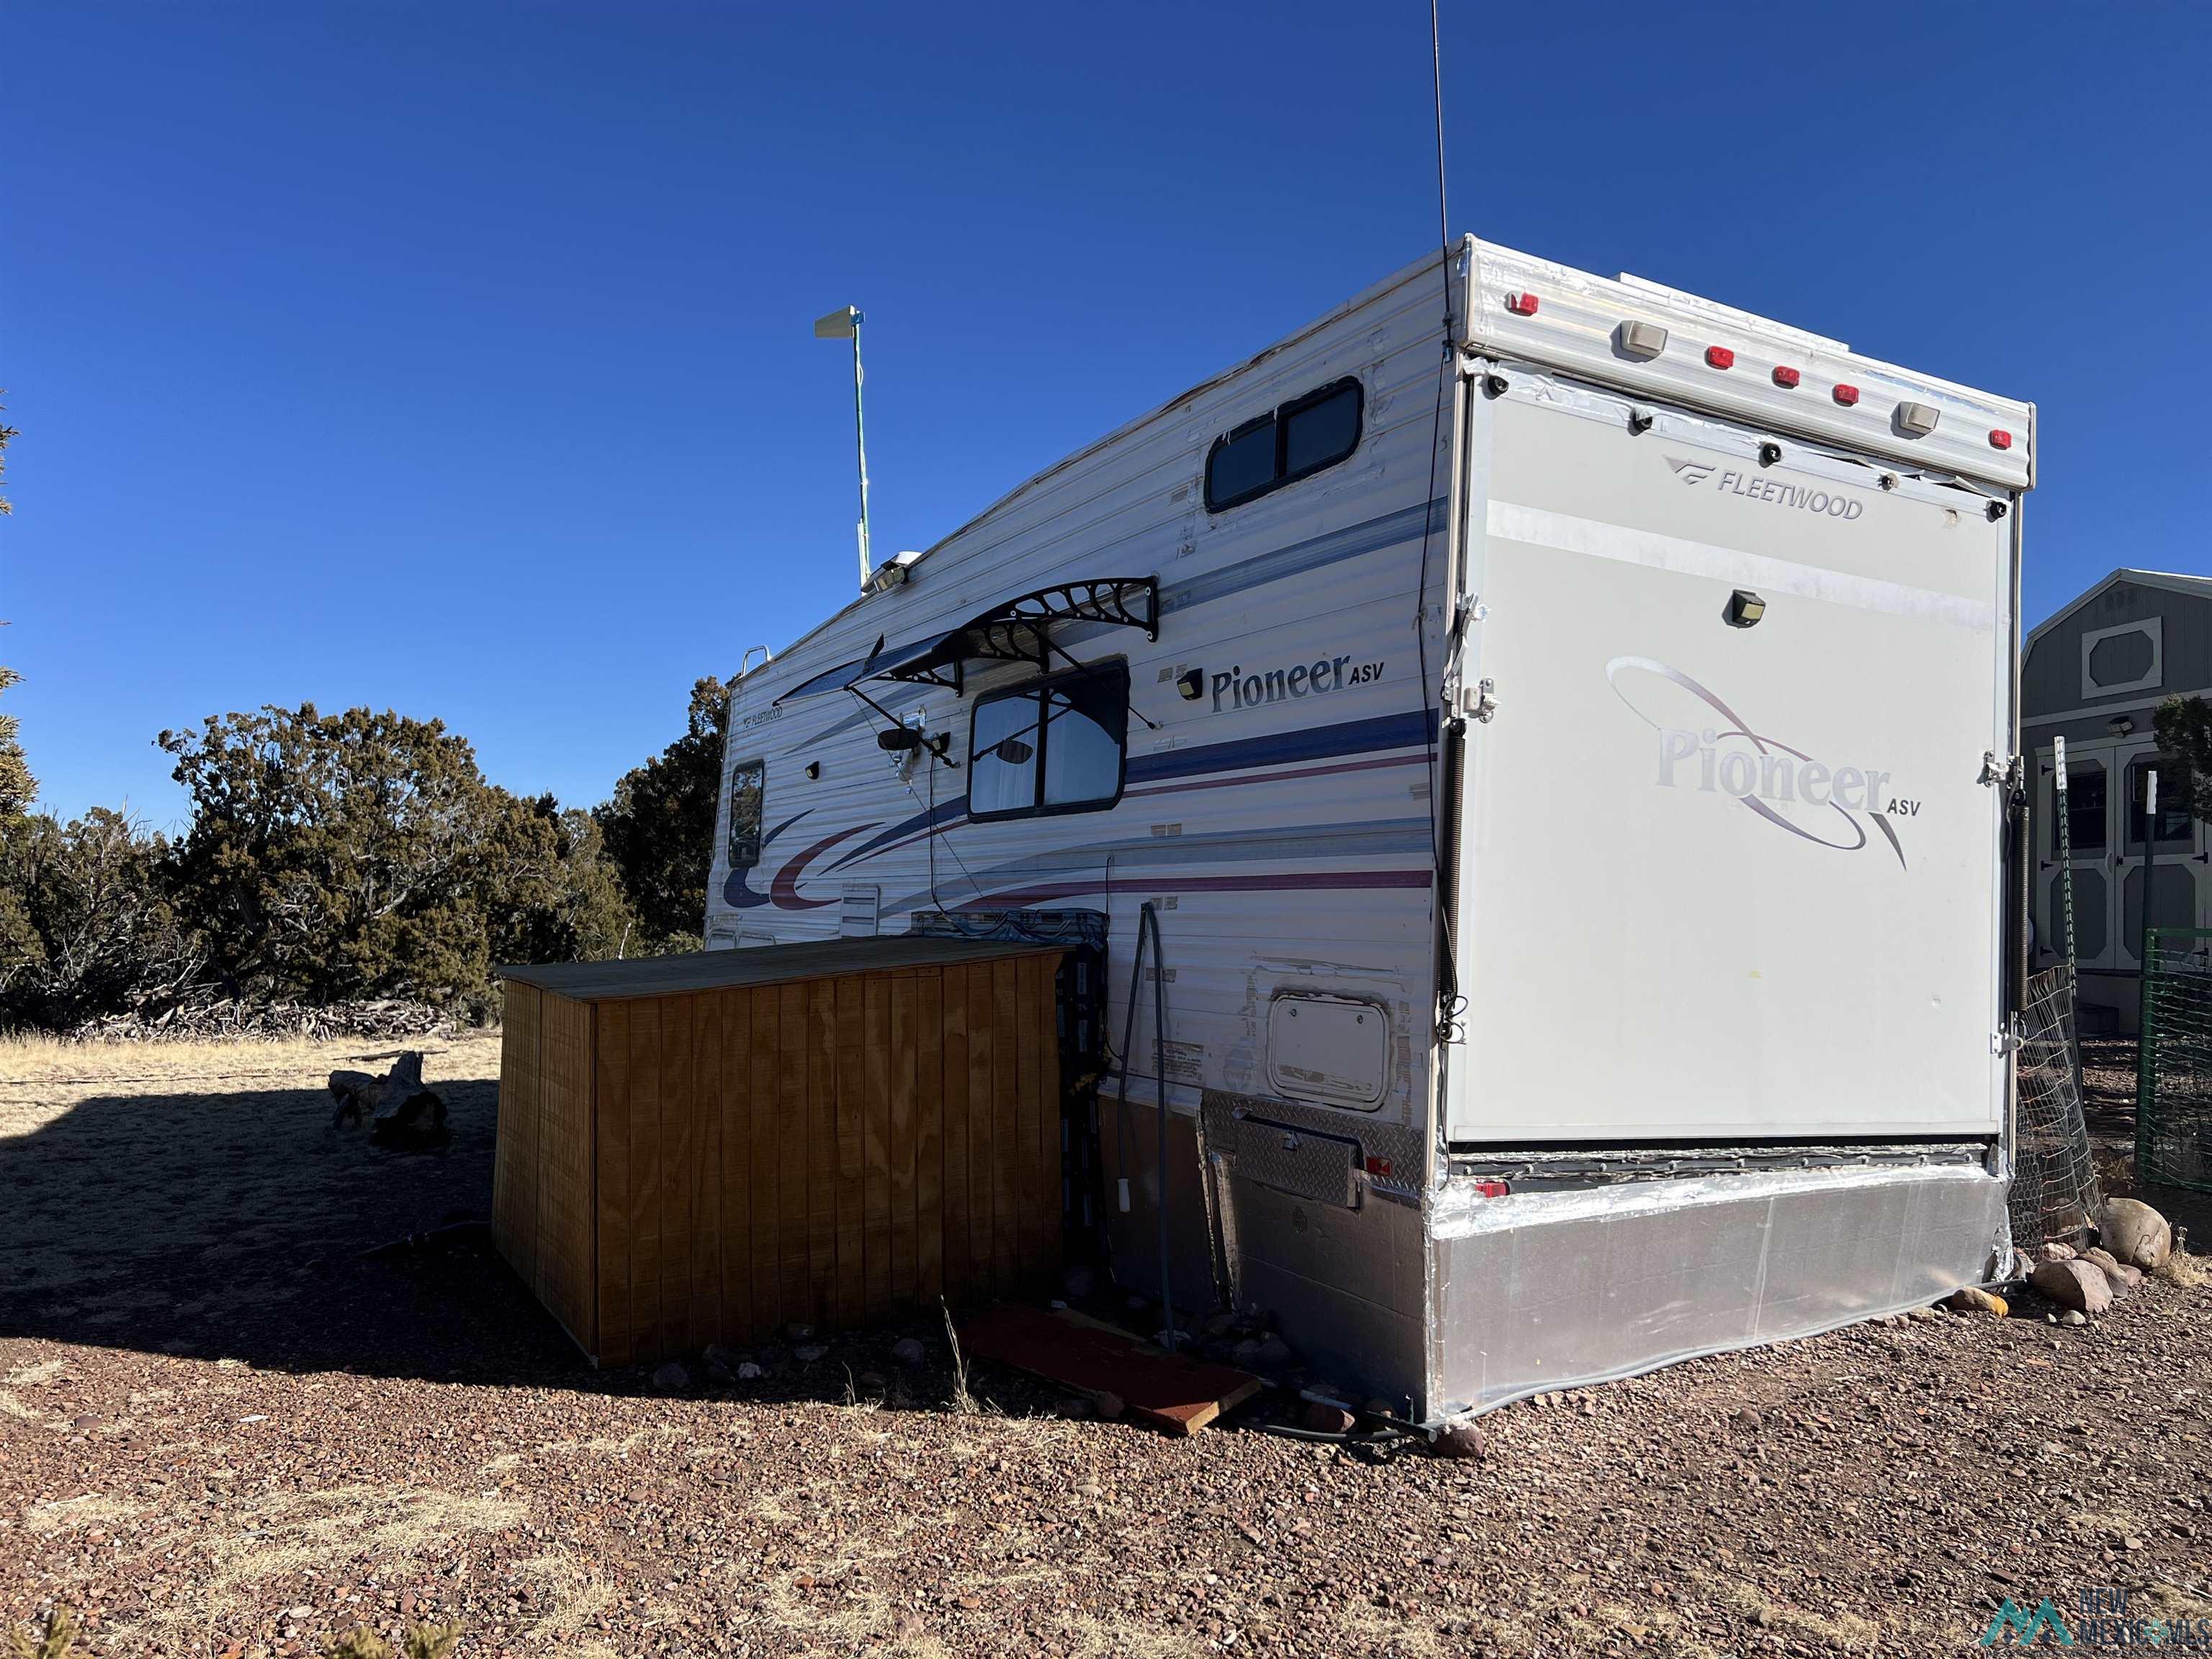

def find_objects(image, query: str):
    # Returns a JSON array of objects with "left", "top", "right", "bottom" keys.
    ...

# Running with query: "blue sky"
[{"left": 7, "top": 1, "right": 2208, "bottom": 825}]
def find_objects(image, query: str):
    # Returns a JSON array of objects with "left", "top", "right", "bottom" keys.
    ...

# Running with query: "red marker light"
[
  {"left": 1771, "top": 366, "right": 1802, "bottom": 388},
  {"left": 1364, "top": 1156, "right": 1393, "bottom": 1179},
  {"left": 1990, "top": 428, "right": 2014, "bottom": 450},
  {"left": 1832, "top": 383, "right": 1861, "bottom": 406},
  {"left": 1505, "top": 292, "right": 1539, "bottom": 316},
  {"left": 1471, "top": 1179, "right": 1511, "bottom": 1199},
  {"left": 1704, "top": 346, "right": 1735, "bottom": 369}
]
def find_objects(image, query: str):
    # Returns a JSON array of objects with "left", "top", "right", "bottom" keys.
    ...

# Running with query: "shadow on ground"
[{"left": 0, "top": 1075, "right": 1100, "bottom": 1419}]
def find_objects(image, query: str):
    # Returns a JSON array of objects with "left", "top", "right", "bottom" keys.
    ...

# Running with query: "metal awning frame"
[{"left": 881, "top": 576, "right": 1159, "bottom": 688}]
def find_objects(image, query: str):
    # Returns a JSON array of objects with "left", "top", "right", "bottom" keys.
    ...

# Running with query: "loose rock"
[
  {"left": 651, "top": 1362, "right": 691, "bottom": 1393},
  {"left": 2100, "top": 1199, "right": 2174, "bottom": 1271},
  {"left": 2082, "top": 1246, "right": 2144, "bottom": 1294},
  {"left": 1943, "top": 1285, "right": 2010, "bottom": 1317},
  {"left": 1301, "top": 1401, "right": 1357, "bottom": 1435},
  {"left": 2031, "top": 1259, "right": 2114, "bottom": 1316},
  {"left": 891, "top": 1337, "right": 926, "bottom": 1365},
  {"left": 1431, "top": 1421, "right": 1483, "bottom": 1459}
]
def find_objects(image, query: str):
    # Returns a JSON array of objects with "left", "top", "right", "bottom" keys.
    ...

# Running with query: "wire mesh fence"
[
  {"left": 2011, "top": 963, "right": 2100, "bottom": 1245},
  {"left": 2139, "top": 926, "right": 2212, "bottom": 1193}
]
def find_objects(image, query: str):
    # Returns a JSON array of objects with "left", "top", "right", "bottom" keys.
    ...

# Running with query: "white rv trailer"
[{"left": 706, "top": 237, "right": 2035, "bottom": 1421}]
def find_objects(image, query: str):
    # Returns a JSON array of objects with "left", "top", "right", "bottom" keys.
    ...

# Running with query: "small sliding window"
[{"left": 1203, "top": 377, "right": 1363, "bottom": 512}]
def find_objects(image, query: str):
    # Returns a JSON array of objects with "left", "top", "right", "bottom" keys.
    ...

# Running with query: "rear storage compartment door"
[{"left": 1447, "top": 387, "right": 2010, "bottom": 1143}]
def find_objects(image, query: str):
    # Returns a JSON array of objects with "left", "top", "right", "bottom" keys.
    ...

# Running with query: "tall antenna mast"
[{"left": 814, "top": 304, "right": 873, "bottom": 588}]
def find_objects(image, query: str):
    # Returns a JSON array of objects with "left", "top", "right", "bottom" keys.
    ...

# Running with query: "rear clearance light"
[
  {"left": 1990, "top": 428, "right": 2014, "bottom": 450},
  {"left": 1364, "top": 1156, "right": 1393, "bottom": 1179},
  {"left": 1771, "top": 366, "right": 1802, "bottom": 388},
  {"left": 1704, "top": 346, "right": 1735, "bottom": 369},
  {"left": 1470, "top": 1179, "right": 1511, "bottom": 1198},
  {"left": 1505, "top": 292, "right": 1539, "bottom": 316},
  {"left": 1832, "top": 383, "right": 1860, "bottom": 406}
]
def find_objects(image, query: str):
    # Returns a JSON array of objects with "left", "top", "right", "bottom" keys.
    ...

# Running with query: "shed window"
[
  {"left": 968, "top": 663, "right": 1128, "bottom": 819},
  {"left": 2128, "top": 759, "right": 2194, "bottom": 848},
  {"left": 1205, "top": 378, "right": 1363, "bottom": 511},
  {"left": 727, "top": 757, "right": 765, "bottom": 868}
]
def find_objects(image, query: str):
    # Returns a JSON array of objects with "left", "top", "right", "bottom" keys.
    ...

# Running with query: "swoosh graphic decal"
[{"left": 768, "top": 822, "right": 882, "bottom": 910}]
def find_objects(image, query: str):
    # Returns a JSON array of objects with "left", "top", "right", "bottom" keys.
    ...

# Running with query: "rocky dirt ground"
[{"left": 4, "top": 1033, "right": 2211, "bottom": 1658}]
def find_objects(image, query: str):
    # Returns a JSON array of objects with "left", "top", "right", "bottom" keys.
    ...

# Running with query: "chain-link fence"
[
  {"left": 2011, "top": 964, "right": 2100, "bottom": 1245},
  {"left": 2139, "top": 926, "right": 2212, "bottom": 1193}
]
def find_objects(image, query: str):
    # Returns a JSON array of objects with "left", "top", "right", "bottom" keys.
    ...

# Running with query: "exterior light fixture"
[
  {"left": 1615, "top": 320, "right": 1668, "bottom": 359},
  {"left": 1894, "top": 401, "right": 1941, "bottom": 438},
  {"left": 1176, "top": 669, "right": 1205, "bottom": 701},
  {"left": 804, "top": 761, "right": 822, "bottom": 780},
  {"left": 1725, "top": 589, "right": 1766, "bottom": 629},
  {"left": 2108, "top": 716, "right": 2135, "bottom": 737}
]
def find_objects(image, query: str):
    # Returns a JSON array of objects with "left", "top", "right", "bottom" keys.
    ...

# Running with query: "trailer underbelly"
[{"left": 1427, "top": 1161, "right": 2010, "bottom": 1419}]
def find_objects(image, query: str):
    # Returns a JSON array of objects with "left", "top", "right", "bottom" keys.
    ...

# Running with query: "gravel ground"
[{"left": 4, "top": 1034, "right": 2211, "bottom": 1658}]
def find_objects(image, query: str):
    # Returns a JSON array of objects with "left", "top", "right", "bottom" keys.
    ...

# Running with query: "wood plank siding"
[{"left": 493, "top": 942, "right": 1065, "bottom": 1367}]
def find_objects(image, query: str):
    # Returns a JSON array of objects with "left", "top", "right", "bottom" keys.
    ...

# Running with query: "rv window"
[
  {"left": 1204, "top": 377, "right": 1362, "bottom": 512},
  {"left": 968, "top": 663, "right": 1128, "bottom": 819},
  {"left": 1281, "top": 381, "right": 1362, "bottom": 480},
  {"left": 968, "top": 695, "right": 1040, "bottom": 817},
  {"left": 727, "top": 757, "right": 765, "bottom": 868}
]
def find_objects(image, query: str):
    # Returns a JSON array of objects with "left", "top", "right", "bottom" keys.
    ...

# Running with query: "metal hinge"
[
  {"left": 1992, "top": 1021, "right": 2022, "bottom": 1058},
  {"left": 1460, "top": 678, "right": 1498, "bottom": 724},
  {"left": 1979, "top": 751, "right": 2022, "bottom": 793}
]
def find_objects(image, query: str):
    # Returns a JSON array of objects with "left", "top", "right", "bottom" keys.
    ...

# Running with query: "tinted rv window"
[
  {"left": 968, "top": 663, "right": 1128, "bottom": 819},
  {"left": 1204, "top": 377, "right": 1362, "bottom": 511},
  {"left": 727, "top": 758, "right": 765, "bottom": 868},
  {"left": 1205, "top": 417, "right": 1276, "bottom": 510},
  {"left": 1281, "top": 381, "right": 1361, "bottom": 479},
  {"left": 968, "top": 695, "right": 1040, "bottom": 817}
]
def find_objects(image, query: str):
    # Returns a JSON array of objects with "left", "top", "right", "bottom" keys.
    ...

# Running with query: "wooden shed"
[{"left": 493, "top": 937, "right": 1069, "bottom": 1367}]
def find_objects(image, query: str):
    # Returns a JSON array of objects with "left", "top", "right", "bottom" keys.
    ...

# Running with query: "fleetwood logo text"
[{"left": 1669, "top": 454, "right": 1866, "bottom": 520}]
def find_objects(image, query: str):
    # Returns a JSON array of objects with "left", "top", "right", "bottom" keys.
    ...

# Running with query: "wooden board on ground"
[{"left": 956, "top": 1302, "right": 1262, "bottom": 1436}]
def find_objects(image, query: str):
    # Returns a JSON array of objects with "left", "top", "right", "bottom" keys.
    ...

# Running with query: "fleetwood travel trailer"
[{"left": 706, "top": 238, "right": 2035, "bottom": 1421}]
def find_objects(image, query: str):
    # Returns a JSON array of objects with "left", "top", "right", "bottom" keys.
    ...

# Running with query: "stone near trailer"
[
  {"left": 736, "top": 1361, "right": 763, "bottom": 1380},
  {"left": 1431, "top": 1421, "right": 1484, "bottom": 1460},
  {"left": 1061, "top": 1264, "right": 1097, "bottom": 1299},
  {"left": 1254, "top": 1336, "right": 1294, "bottom": 1371},
  {"left": 2081, "top": 1246, "right": 2144, "bottom": 1295},
  {"left": 703, "top": 1357, "right": 735, "bottom": 1385},
  {"left": 855, "top": 1370, "right": 887, "bottom": 1398},
  {"left": 1362, "top": 1398, "right": 1398, "bottom": 1423},
  {"left": 1302, "top": 1401, "right": 1357, "bottom": 1435},
  {"left": 891, "top": 1336, "right": 926, "bottom": 1365},
  {"left": 2099, "top": 1198, "right": 2174, "bottom": 1272},
  {"left": 1232, "top": 1339, "right": 1262, "bottom": 1365},
  {"left": 1204, "top": 1311, "right": 1238, "bottom": 1338},
  {"left": 2031, "top": 1259, "right": 2114, "bottom": 1316},
  {"left": 786, "top": 1323, "right": 817, "bottom": 1342},
  {"left": 1943, "top": 1285, "right": 2010, "bottom": 1317},
  {"left": 2059, "top": 1310, "right": 2087, "bottom": 1327},
  {"left": 2035, "top": 1241, "right": 2078, "bottom": 1264},
  {"left": 793, "top": 1344, "right": 828, "bottom": 1364},
  {"left": 1093, "top": 1390, "right": 1125, "bottom": 1421},
  {"left": 651, "top": 1361, "right": 691, "bottom": 1393},
  {"left": 702, "top": 1342, "right": 744, "bottom": 1372}
]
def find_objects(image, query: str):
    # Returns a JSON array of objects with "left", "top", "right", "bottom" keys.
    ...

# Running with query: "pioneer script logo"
[{"left": 1606, "top": 656, "right": 1909, "bottom": 869}]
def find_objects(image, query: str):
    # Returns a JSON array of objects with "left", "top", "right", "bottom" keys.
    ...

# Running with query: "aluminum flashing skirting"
[{"left": 1429, "top": 1163, "right": 2010, "bottom": 1420}]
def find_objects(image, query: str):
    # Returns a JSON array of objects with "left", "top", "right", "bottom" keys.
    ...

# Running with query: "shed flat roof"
[{"left": 497, "top": 935, "right": 1066, "bottom": 1002}]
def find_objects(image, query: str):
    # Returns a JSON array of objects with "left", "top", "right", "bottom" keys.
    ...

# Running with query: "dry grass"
[{"left": 0, "top": 1031, "right": 500, "bottom": 1092}]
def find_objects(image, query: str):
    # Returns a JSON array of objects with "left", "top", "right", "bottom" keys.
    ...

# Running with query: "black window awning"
[
  {"left": 775, "top": 576, "right": 1158, "bottom": 703},
  {"left": 882, "top": 576, "right": 1159, "bottom": 692}
]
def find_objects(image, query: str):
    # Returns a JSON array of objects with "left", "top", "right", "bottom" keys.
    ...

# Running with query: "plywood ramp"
[{"left": 493, "top": 938, "right": 1067, "bottom": 1367}]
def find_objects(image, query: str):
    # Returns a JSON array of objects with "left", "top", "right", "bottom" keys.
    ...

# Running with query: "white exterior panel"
[{"left": 1446, "top": 372, "right": 2013, "bottom": 1142}]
